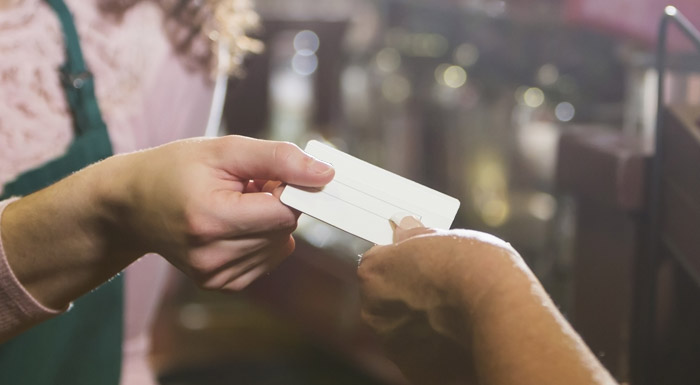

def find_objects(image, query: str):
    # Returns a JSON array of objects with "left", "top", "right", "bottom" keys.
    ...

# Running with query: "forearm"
[
  {"left": 457, "top": 255, "right": 617, "bottom": 385},
  {"left": 0, "top": 136, "right": 334, "bottom": 314},
  {"left": 0, "top": 156, "right": 139, "bottom": 312}
]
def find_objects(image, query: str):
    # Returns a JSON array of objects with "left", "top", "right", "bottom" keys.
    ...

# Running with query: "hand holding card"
[{"left": 280, "top": 140, "right": 460, "bottom": 245}]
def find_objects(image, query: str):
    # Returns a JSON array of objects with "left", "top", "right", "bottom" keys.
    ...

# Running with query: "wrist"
[
  {"left": 453, "top": 238, "right": 549, "bottom": 340},
  {"left": 435, "top": 233, "right": 532, "bottom": 334},
  {"left": 437, "top": 233, "right": 524, "bottom": 305},
  {"left": 0, "top": 158, "right": 142, "bottom": 309},
  {"left": 87, "top": 153, "right": 148, "bottom": 261}
]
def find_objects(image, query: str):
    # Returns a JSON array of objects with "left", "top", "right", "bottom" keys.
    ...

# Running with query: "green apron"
[{"left": 0, "top": 0, "right": 123, "bottom": 383}]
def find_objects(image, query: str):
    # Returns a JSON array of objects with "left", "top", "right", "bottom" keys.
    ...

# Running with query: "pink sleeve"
[
  {"left": 127, "top": 49, "right": 215, "bottom": 151},
  {"left": 0, "top": 198, "right": 64, "bottom": 341}
]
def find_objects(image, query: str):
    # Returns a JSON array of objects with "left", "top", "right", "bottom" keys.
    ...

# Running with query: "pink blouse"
[{"left": 0, "top": 1, "right": 216, "bottom": 384}]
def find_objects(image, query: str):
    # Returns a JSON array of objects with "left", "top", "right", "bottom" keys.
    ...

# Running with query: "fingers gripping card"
[{"left": 280, "top": 140, "right": 461, "bottom": 245}]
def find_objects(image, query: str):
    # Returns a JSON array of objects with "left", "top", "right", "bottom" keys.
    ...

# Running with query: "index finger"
[
  {"left": 217, "top": 136, "right": 335, "bottom": 188},
  {"left": 390, "top": 214, "right": 430, "bottom": 243}
]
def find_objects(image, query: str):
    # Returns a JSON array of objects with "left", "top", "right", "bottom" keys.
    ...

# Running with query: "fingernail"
[
  {"left": 390, "top": 213, "right": 423, "bottom": 229},
  {"left": 309, "top": 158, "right": 334, "bottom": 175}
]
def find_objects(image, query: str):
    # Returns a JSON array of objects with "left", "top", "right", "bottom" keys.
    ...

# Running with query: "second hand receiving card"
[{"left": 280, "top": 140, "right": 460, "bottom": 245}]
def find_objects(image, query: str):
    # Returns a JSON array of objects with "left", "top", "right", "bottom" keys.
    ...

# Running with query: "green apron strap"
[
  {"left": 0, "top": 1, "right": 123, "bottom": 384},
  {"left": 0, "top": 0, "right": 113, "bottom": 199},
  {"left": 45, "top": 0, "right": 107, "bottom": 136}
]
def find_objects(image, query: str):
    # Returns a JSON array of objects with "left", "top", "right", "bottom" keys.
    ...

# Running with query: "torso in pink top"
[{"left": 0, "top": 1, "right": 215, "bottom": 383}]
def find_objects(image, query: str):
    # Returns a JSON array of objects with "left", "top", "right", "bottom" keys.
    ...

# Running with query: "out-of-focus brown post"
[{"left": 556, "top": 127, "right": 649, "bottom": 382}]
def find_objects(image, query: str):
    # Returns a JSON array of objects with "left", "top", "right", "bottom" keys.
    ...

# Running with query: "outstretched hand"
[
  {"left": 358, "top": 216, "right": 524, "bottom": 385},
  {"left": 0, "top": 135, "right": 334, "bottom": 337},
  {"left": 106, "top": 135, "right": 335, "bottom": 291},
  {"left": 358, "top": 217, "right": 477, "bottom": 385}
]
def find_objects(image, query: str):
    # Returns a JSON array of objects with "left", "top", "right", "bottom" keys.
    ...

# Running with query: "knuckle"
[
  {"left": 358, "top": 247, "right": 378, "bottom": 268},
  {"left": 183, "top": 212, "right": 219, "bottom": 244},
  {"left": 189, "top": 266, "right": 220, "bottom": 291},
  {"left": 282, "top": 237, "right": 296, "bottom": 256},
  {"left": 199, "top": 279, "right": 223, "bottom": 291},
  {"left": 268, "top": 212, "right": 297, "bottom": 232},
  {"left": 209, "top": 136, "right": 235, "bottom": 157},
  {"left": 279, "top": 215, "right": 297, "bottom": 231},
  {"left": 185, "top": 249, "right": 222, "bottom": 279},
  {"left": 356, "top": 261, "right": 372, "bottom": 283},
  {"left": 223, "top": 278, "right": 251, "bottom": 292},
  {"left": 272, "top": 142, "right": 299, "bottom": 165},
  {"left": 187, "top": 258, "right": 216, "bottom": 280},
  {"left": 195, "top": 270, "right": 229, "bottom": 291},
  {"left": 224, "top": 134, "right": 245, "bottom": 147},
  {"left": 268, "top": 243, "right": 294, "bottom": 263}
]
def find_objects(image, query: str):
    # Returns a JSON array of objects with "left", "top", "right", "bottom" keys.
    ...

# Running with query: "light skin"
[
  {"left": 0, "top": 132, "right": 619, "bottom": 384},
  {"left": 358, "top": 217, "right": 619, "bottom": 385},
  {"left": 0, "top": 0, "right": 20, "bottom": 10},
  {"left": 0, "top": 135, "right": 334, "bottom": 340}
]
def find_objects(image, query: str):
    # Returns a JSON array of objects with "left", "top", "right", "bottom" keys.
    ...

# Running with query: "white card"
[{"left": 280, "top": 140, "right": 461, "bottom": 245}]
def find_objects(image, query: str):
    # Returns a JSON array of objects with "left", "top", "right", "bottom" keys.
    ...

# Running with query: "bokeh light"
[
  {"left": 443, "top": 65, "right": 467, "bottom": 88},
  {"left": 523, "top": 87, "right": 545, "bottom": 108},
  {"left": 291, "top": 53, "right": 318, "bottom": 76},
  {"left": 293, "top": 30, "right": 320, "bottom": 56},
  {"left": 376, "top": 47, "right": 401, "bottom": 72},
  {"left": 555, "top": 102, "right": 575, "bottom": 122},
  {"left": 537, "top": 64, "right": 559, "bottom": 86},
  {"left": 453, "top": 43, "right": 479, "bottom": 67},
  {"left": 382, "top": 74, "right": 411, "bottom": 103}
]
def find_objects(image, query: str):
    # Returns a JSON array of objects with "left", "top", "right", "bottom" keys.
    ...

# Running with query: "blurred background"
[{"left": 150, "top": 1, "right": 700, "bottom": 384}]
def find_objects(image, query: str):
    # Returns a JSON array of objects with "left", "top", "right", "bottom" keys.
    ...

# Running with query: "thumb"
[
  {"left": 390, "top": 213, "right": 426, "bottom": 243},
  {"left": 221, "top": 136, "right": 335, "bottom": 187}
]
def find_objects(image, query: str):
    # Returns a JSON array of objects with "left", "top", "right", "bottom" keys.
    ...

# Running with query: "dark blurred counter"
[{"left": 150, "top": 237, "right": 405, "bottom": 385}]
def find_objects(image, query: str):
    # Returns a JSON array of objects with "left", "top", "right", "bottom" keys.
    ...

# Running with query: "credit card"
[{"left": 280, "top": 140, "right": 461, "bottom": 245}]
